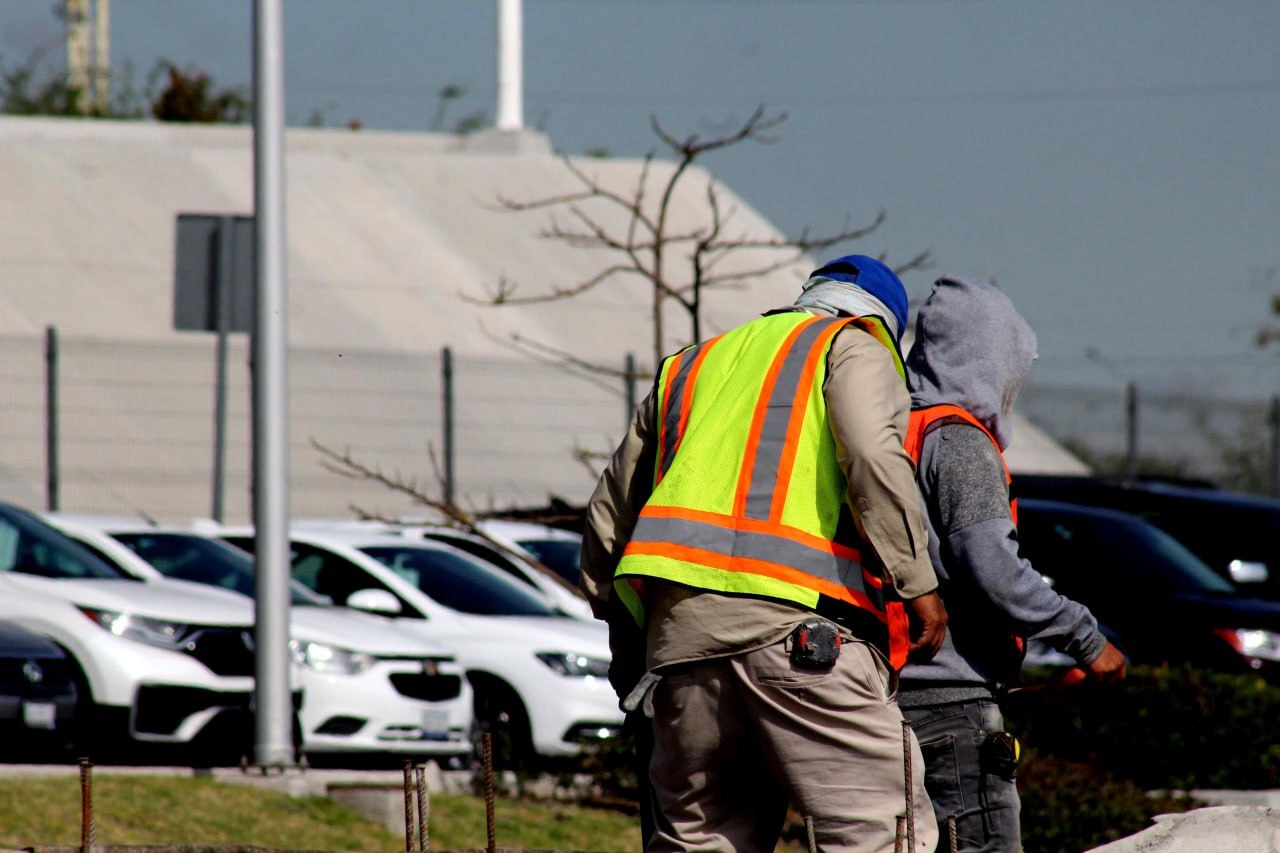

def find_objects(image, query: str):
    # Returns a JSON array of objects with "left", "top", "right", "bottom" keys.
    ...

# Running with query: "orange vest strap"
[{"left": 906, "top": 405, "right": 1016, "bottom": 525}]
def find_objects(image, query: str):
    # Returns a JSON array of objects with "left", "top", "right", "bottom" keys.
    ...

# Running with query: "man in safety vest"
[
  {"left": 899, "top": 275, "right": 1127, "bottom": 853},
  {"left": 581, "top": 254, "right": 946, "bottom": 852}
]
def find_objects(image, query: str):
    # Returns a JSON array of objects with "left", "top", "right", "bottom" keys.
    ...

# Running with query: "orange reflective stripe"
[
  {"left": 886, "top": 601, "right": 909, "bottom": 669},
  {"left": 770, "top": 318, "right": 850, "bottom": 522},
  {"left": 623, "top": 540, "right": 887, "bottom": 621},
  {"left": 734, "top": 317, "right": 819, "bottom": 516},
  {"left": 656, "top": 337, "right": 722, "bottom": 486},
  {"left": 674, "top": 341, "right": 713, "bottom": 465},
  {"left": 639, "top": 504, "right": 861, "bottom": 562}
]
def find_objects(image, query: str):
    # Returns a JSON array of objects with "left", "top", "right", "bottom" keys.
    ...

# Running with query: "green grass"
[{"left": 0, "top": 774, "right": 642, "bottom": 852}]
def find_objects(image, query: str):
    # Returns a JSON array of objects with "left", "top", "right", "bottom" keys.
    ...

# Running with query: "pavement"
[{"left": 1088, "top": 806, "right": 1280, "bottom": 852}]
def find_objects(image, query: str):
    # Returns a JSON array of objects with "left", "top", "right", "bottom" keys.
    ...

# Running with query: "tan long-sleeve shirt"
[{"left": 580, "top": 308, "right": 936, "bottom": 671}]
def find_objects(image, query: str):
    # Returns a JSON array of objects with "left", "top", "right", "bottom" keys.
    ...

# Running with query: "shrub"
[
  {"left": 1019, "top": 750, "right": 1198, "bottom": 853},
  {"left": 1006, "top": 664, "right": 1280, "bottom": 790}
]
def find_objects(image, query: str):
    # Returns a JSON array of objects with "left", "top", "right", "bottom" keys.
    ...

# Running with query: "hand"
[
  {"left": 905, "top": 591, "right": 948, "bottom": 663},
  {"left": 1084, "top": 641, "right": 1127, "bottom": 683}
]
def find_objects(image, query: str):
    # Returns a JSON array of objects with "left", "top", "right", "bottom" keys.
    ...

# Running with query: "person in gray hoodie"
[{"left": 898, "top": 275, "right": 1127, "bottom": 853}]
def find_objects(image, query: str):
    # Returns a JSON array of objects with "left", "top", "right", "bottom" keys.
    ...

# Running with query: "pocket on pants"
[
  {"left": 917, "top": 733, "right": 966, "bottom": 819},
  {"left": 756, "top": 669, "right": 834, "bottom": 689}
]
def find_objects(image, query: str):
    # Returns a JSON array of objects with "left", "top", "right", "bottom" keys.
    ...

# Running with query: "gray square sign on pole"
[
  {"left": 174, "top": 214, "right": 255, "bottom": 334},
  {"left": 173, "top": 212, "right": 255, "bottom": 525}
]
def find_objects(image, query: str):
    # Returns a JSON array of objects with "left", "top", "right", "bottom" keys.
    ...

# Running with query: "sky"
[{"left": 3, "top": 0, "right": 1278, "bottom": 399}]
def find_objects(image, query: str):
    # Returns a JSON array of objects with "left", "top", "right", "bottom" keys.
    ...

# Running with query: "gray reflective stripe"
[
  {"left": 744, "top": 317, "right": 843, "bottom": 519},
  {"left": 627, "top": 514, "right": 882, "bottom": 606},
  {"left": 658, "top": 340, "right": 712, "bottom": 478}
]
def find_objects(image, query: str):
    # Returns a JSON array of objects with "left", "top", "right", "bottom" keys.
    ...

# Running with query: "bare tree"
[{"left": 475, "top": 106, "right": 929, "bottom": 371}]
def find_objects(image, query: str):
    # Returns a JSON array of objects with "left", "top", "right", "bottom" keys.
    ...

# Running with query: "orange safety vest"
[
  {"left": 905, "top": 404, "right": 1024, "bottom": 662},
  {"left": 905, "top": 404, "right": 1016, "bottom": 524}
]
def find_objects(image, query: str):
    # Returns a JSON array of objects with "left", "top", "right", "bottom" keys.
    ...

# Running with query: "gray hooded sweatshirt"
[{"left": 898, "top": 275, "right": 1106, "bottom": 708}]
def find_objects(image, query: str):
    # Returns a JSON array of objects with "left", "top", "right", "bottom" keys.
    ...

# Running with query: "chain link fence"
[
  {"left": 2, "top": 330, "right": 1276, "bottom": 526},
  {"left": 1018, "top": 382, "right": 1280, "bottom": 495},
  {"left": 0, "top": 331, "right": 632, "bottom": 525}
]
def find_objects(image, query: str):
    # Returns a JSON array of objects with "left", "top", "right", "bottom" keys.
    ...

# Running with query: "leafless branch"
[{"left": 311, "top": 438, "right": 476, "bottom": 528}]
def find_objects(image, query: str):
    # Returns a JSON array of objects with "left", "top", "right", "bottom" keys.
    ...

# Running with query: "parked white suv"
[
  {"left": 209, "top": 524, "right": 623, "bottom": 767},
  {"left": 293, "top": 518, "right": 592, "bottom": 620},
  {"left": 0, "top": 503, "right": 283, "bottom": 764},
  {"left": 44, "top": 516, "right": 476, "bottom": 767}
]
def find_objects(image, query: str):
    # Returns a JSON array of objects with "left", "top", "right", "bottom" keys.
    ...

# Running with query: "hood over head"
[
  {"left": 905, "top": 275, "right": 1037, "bottom": 450},
  {"left": 792, "top": 254, "right": 909, "bottom": 343}
]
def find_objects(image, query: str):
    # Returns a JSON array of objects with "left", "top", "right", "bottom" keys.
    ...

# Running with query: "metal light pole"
[
  {"left": 251, "top": 0, "right": 294, "bottom": 768},
  {"left": 496, "top": 0, "right": 523, "bottom": 130}
]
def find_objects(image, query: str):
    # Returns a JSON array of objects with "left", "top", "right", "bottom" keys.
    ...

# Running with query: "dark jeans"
[{"left": 903, "top": 699, "right": 1022, "bottom": 853}]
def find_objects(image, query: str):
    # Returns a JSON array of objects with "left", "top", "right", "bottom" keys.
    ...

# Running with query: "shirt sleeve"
[
  {"left": 579, "top": 386, "right": 657, "bottom": 619},
  {"left": 824, "top": 328, "right": 937, "bottom": 599},
  {"left": 923, "top": 424, "right": 1107, "bottom": 664}
]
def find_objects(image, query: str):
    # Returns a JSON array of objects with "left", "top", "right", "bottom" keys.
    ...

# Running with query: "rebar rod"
[
  {"left": 402, "top": 759, "right": 415, "bottom": 852},
  {"left": 415, "top": 763, "right": 429, "bottom": 852},
  {"left": 483, "top": 732, "right": 496, "bottom": 853},
  {"left": 79, "top": 757, "right": 94, "bottom": 853},
  {"left": 903, "top": 720, "right": 915, "bottom": 851}
]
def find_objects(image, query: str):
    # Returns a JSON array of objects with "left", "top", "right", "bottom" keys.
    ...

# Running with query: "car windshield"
[
  {"left": 517, "top": 537, "right": 581, "bottom": 586},
  {"left": 111, "top": 531, "right": 328, "bottom": 606},
  {"left": 359, "top": 545, "right": 559, "bottom": 616},
  {"left": 0, "top": 507, "right": 127, "bottom": 580},
  {"left": 1017, "top": 505, "right": 1237, "bottom": 598}
]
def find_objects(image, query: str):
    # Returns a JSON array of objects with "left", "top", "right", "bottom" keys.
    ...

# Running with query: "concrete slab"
[{"left": 1088, "top": 806, "right": 1280, "bottom": 852}]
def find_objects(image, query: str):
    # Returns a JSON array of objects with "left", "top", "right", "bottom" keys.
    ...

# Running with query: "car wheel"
[
  {"left": 468, "top": 673, "right": 534, "bottom": 771},
  {"left": 57, "top": 647, "right": 107, "bottom": 763}
]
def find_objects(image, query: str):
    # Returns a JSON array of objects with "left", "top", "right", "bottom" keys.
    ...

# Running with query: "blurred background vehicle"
[
  {"left": 0, "top": 620, "right": 79, "bottom": 762},
  {"left": 0, "top": 503, "right": 283, "bottom": 766},
  {"left": 1015, "top": 498, "right": 1280, "bottom": 678},
  {"left": 475, "top": 520, "right": 584, "bottom": 588},
  {"left": 211, "top": 524, "right": 623, "bottom": 769},
  {"left": 292, "top": 519, "right": 593, "bottom": 620},
  {"left": 43, "top": 516, "right": 476, "bottom": 769},
  {"left": 1013, "top": 475, "right": 1280, "bottom": 596}
]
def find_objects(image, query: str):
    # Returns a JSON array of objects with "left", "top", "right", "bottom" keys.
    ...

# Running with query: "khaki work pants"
[{"left": 647, "top": 640, "right": 938, "bottom": 852}]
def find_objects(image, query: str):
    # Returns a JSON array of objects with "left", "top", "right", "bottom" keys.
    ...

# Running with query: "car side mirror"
[
  {"left": 1229, "top": 559, "right": 1269, "bottom": 585},
  {"left": 346, "top": 588, "right": 402, "bottom": 615}
]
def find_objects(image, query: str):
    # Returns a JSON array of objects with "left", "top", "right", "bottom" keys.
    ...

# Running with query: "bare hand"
[
  {"left": 905, "top": 591, "right": 948, "bottom": 663},
  {"left": 1085, "top": 641, "right": 1127, "bottom": 683}
]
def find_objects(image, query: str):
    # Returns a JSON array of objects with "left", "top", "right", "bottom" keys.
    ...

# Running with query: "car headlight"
[
  {"left": 289, "top": 640, "right": 375, "bottom": 675},
  {"left": 535, "top": 652, "right": 611, "bottom": 678},
  {"left": 1219, "top": 628, "right": 1280, "bottom": 664},
  {"left": 79, "top": 607, "right": 190, "bottom": 650}
]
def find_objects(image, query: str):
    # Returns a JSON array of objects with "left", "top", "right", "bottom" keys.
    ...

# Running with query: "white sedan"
[
  {"left": 44, "top": 516, "right": 476, "bottom": 767},
  {"left": 210, "top": 524, "right": 624, "bottom": 767}
]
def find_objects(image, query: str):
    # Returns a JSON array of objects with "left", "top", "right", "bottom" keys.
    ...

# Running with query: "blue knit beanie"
[{"left": 809, "top": 255, "right": 909, "bottom": 339}]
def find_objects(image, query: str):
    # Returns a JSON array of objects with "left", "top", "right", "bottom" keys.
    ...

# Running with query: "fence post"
[
  {"left": 45, "top": 326, "right": 60, "bottom": 511},
  {"left": 624, "top": 352, "right": 636, "bottom": 429},
  {"left": 1124, "top": 381, "right": 1139, "bottom": 479},
  {"left": 1270, "top": 394, "right": 1280, "bottom": 498},
  {"left": 441, "top": 347, "right": 455, "bottom": 506}
]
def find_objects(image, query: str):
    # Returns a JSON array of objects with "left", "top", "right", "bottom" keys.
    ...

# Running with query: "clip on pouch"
[{"left": 789, "top": 618, "right": 842, "bottom": 669}]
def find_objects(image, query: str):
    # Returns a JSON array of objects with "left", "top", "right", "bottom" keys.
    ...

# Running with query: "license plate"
[
  {"left": 421, "top": 709, "right": 450, "bottom": 740},
  {"left": 23, "top": 701, "right": 56, "bottom": 730}
]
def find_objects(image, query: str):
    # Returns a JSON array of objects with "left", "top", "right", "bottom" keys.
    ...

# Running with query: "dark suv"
[
  {"left": 1014, "top": 475, "right": 1280, "bottom": 599},
  {"left": 1016, "top": 498, "right": 1280, "bottom": 677},
  {"left": 0, "top": 621, "right": 79, "bottom": 761}
]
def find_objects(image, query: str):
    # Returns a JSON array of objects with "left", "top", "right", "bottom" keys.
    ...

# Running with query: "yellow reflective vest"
[{"left": 615, "top": 311, "right": 912, "bottom": 668}]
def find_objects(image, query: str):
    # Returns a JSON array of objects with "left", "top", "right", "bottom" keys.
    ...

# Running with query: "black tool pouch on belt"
[
  {"left": 979, "top": 731, "right": 1021, "bottom": 779},
  {"left": 789, "top": 618, "right": 842, "bottom": 669}
]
